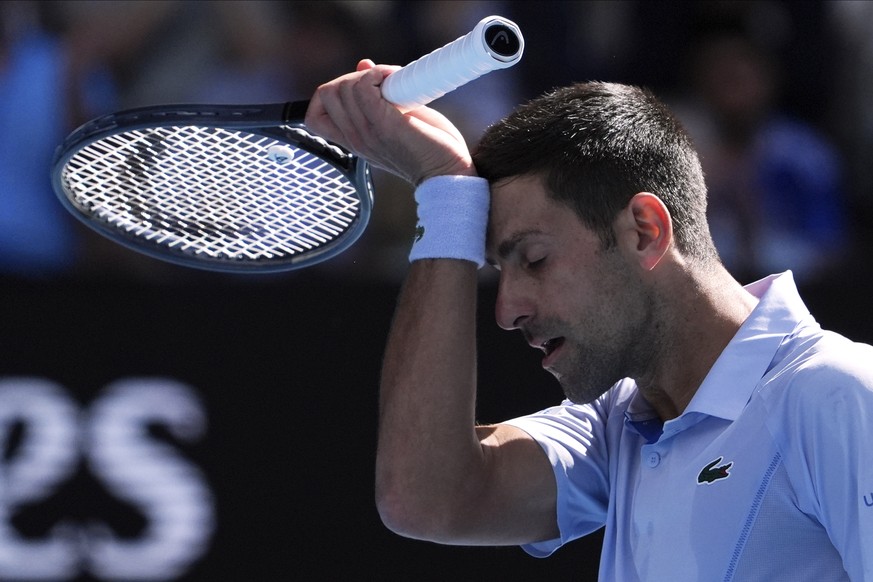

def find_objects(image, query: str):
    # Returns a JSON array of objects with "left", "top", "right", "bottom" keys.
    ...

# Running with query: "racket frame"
[{"left": 51, "top": 102, "right": 374, "bottom": 273}]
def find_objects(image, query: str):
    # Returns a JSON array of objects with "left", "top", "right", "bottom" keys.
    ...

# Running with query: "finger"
[
  {"left": 356, "top": 58, "right": 376, "bottom": 72},
  {"left": 306, "top": 68, "right": 373, "bottom": 146},
  {"left": 307, "top": 63, "right": 402, "bottom": 149},
  {"left": 351, "top": 65, "right": 420, "bottom": 132},
  {"left": 336, "top": 66, "right": 400, "bottom": 150}
]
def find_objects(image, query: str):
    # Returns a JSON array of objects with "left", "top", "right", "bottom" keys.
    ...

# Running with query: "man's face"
[{"left": 486, "top": 175, "right": 659, "bottom": 404}]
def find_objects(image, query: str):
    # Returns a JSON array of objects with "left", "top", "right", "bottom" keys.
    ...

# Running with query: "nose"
[{"left": 494, "top": 273, "right": 532, "bottom": 331}]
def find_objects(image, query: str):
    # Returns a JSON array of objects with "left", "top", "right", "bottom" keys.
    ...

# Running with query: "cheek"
[
  {"left": 543, "top": 248, "right": 635, "bottom": 326},
  {"left": 567, "top": 269, "right": 645, "bottom": 336}
]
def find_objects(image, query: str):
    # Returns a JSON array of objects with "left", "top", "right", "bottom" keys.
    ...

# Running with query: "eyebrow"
[{"left": 492, "top": 229, "right": 545, "bottom": 261}]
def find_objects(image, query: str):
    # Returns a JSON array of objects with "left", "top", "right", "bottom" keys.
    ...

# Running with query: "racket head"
[{"left": 51, "top": 103, "right": 374, "bottom": 273}]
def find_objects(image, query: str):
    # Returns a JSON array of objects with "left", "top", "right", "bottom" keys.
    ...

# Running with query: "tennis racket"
[{"left": 51, "top": 16, "right": 523, "bottom": 273}]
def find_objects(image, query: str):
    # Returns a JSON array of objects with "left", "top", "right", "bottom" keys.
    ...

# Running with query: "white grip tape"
[
  {"left": 409, "top": 176, "right": 490, "bottom": 267},
  {"left": 381, "top": 16, "right": 524, "bottom": 112}
]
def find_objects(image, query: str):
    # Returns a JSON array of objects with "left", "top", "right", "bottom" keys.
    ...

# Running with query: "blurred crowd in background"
[{"left": 1, "top": 0, "right": 872, "bottom": 285}]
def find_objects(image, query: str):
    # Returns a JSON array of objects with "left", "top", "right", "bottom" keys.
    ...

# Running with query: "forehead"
[
  {"left": 488, "top": 174, "right": 554, "bottom": 231},
  {"left": 486, "top": 174, "right": 598, "bottom": 258}
]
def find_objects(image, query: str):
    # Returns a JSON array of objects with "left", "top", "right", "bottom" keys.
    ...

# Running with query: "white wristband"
[{"left": 408, "top": 175, "right": 490, "bottom": 268}]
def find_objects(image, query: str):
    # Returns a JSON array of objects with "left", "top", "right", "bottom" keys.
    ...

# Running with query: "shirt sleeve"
[{"left": 502, "top": 381, "right": 632, "bottom": 557}]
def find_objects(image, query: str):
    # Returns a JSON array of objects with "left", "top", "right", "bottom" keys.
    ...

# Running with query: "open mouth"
[{"left": 541, "top": 337, "right": 564, "bottom": 357}]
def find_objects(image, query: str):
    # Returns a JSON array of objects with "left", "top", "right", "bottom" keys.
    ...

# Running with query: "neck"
[{"left": 636, "top": 262, "right": 758, "bottom": 421}]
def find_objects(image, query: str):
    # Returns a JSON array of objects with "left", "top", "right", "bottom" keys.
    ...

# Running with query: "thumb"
[{"left": 356, "top": 59, "right": 376, "bottom": 72}]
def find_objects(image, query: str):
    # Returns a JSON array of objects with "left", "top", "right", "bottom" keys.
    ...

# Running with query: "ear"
[{"left": 617, "top": 192, "right": 673, "bottom": 271}]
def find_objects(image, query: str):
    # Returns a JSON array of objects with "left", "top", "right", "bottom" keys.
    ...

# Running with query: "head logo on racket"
[
  {"left": 483, "top": 23, "right": 521, "bottom": 61},
  {"left": 267, "top": 145, "right": 296, "bottom": 165}
]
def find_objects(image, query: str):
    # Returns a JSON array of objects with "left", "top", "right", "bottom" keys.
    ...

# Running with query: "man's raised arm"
[{"left": 306, "top": 60, "right": 558, "bottom": 545}]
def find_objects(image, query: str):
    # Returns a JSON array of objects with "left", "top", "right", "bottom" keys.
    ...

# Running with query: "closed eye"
[{"left": 526, "top": 256, "right": 546, "bottom": 270}]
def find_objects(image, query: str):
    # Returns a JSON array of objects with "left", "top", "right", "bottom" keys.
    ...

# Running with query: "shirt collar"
[
  {"left": 682, "top": 270, "right": 812, "bottom": 421},
  {"left": 624, "top": 271, "right": 812, "bottom": 436}
]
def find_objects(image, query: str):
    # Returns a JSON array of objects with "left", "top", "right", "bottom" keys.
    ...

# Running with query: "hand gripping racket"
[{"left": 51, "top": 16, "right": 523, "bottom": 273}]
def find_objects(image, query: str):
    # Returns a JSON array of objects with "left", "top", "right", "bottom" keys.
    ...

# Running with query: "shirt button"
[{"left": 646, "top": 452, "right": 661, "bottom": 468}]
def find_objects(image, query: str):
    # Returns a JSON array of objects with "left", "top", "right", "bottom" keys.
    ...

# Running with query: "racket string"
[{"left": 61, "top": 126, "right": 362, "bottom": 262}]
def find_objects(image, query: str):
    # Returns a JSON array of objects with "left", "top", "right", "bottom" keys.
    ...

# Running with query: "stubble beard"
[{"left": 553, "top": 269, "right": 661, "bottom": 405}]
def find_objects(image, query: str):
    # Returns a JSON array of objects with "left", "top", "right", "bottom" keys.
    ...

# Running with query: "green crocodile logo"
[{"left": 697, "top": 457, "right": 733, "bottom": 484}]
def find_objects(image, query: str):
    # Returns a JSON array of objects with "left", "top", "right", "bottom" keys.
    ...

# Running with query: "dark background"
[{"left": 1, "top": 274, "right": 606, "bottom": 580}]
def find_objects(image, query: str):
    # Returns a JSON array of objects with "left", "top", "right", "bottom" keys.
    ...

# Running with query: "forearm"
[
  {"left": 303, "top": 59, "right": 556, "bottom": 543},
  {"left": 375, "top": 258, "right": 484, "bottom": 538}
]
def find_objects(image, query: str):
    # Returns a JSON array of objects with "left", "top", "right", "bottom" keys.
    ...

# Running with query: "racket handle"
[{"left": 381, "top": 15, "right": 524, "bottom": 112}]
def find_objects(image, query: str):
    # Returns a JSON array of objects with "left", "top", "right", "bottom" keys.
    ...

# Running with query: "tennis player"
[{"left": 307, "top": 59, "right": 873, "bottom": 580}]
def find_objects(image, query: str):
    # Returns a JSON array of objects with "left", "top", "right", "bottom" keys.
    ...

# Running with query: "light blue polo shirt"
[{"left": 504, "top": 272, "right": 873, "bottom": 580}]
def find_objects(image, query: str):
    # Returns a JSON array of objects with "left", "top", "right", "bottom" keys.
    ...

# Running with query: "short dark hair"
[{"left": 473, "top": 81, "right": 718, "bottom": 262}]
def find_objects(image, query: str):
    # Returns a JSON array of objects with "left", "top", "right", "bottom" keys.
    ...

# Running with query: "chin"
[
  {"left": 560, "top": 383, "right": 603, "bottom": 405},
  {"left": 558, "top": 370, "right": 619, "bottom": 404}
]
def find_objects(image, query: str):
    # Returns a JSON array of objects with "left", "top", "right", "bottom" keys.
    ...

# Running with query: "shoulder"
[
  {"left": 766, "top": 328, "right": 873, "bottom": 393},
  {"left": 760, "top": 330, "right": 873, "bottom": 437},
  {"left": 794, "top": 333, "right": 872, "bottom": 394}
]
